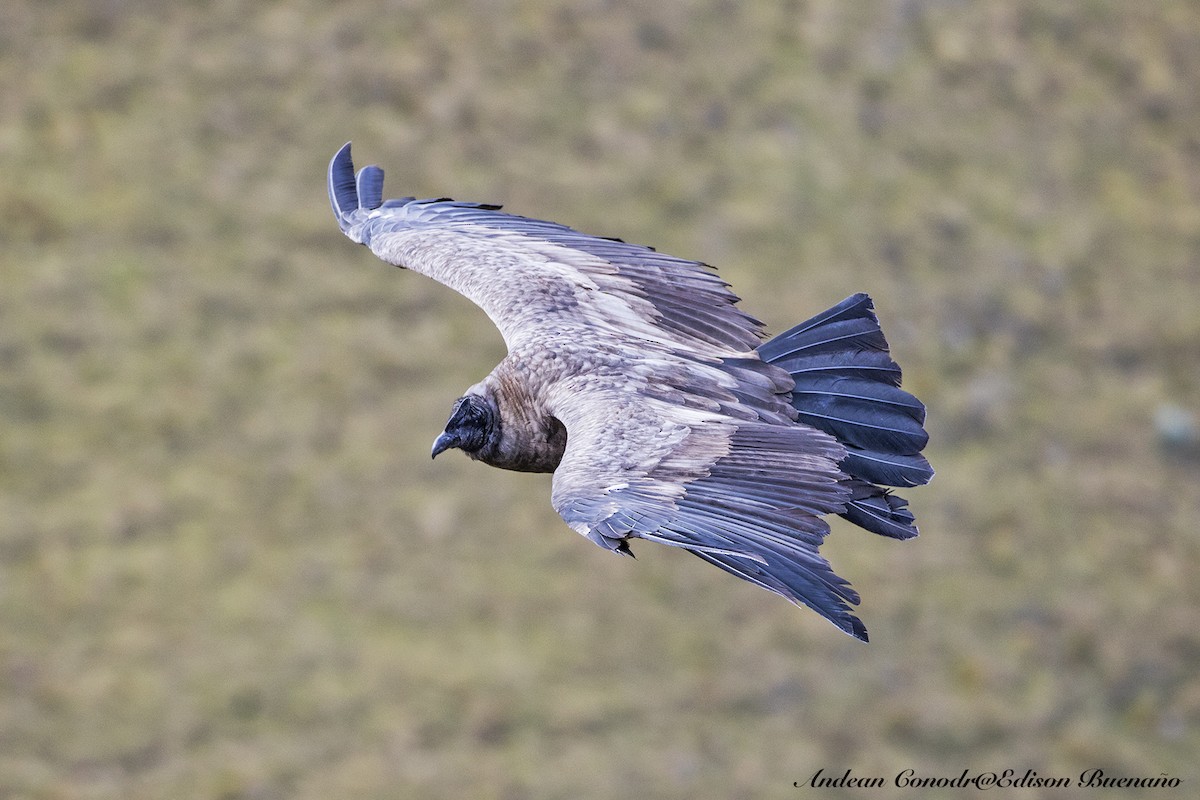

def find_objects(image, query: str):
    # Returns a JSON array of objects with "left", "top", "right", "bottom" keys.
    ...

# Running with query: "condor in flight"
[{"left": 328, "top": 143, "right": 932, "bottom": 640}]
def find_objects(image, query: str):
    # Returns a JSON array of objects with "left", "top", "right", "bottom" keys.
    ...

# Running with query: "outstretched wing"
[
  {"left": 330, "top": 143, "right": 872, "bottom": 639},
  {"left": 543, "top": 376, "right": 865, "bottom": 639},
  {"left": 329, "top": 142, "right": 763, "bottom": 353}
]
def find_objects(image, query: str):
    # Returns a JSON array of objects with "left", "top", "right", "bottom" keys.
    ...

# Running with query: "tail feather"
[
  {"left": 758, "top": 293, "right": 890, "bottom": 362},
  {"left": 791, "top": 375, "right": 928, "bottom": 454},
  {"left": 841, "top": 448, "right": 933, "bottom": 489},
  {"left": 758, "top": 294, "right": 933, "bottom": 539},
  {"left": 773, "top": 350, "right": 902, "bottom": 386}
]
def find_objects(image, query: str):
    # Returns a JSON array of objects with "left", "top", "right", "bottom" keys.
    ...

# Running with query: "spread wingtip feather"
[
  {"left": 356, "top": 165, "right": 385, "bottom": 211},
  {"left": 328, "top": 141, "right": 358, "bottom": 227}
]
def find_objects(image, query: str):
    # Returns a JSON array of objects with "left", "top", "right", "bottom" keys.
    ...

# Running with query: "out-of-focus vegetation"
[{"left": 2, "top": 1, "right": 1199, "bottom": 797}]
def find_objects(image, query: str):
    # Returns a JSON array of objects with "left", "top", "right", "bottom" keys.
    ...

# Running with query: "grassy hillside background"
[{"left": 3, "top": 1, "right": 1199, "bottom": 797}]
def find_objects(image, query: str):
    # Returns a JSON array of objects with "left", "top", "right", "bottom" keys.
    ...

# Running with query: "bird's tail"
[{"left": 757, "top": 294, "right": 933, "bottom": 539}]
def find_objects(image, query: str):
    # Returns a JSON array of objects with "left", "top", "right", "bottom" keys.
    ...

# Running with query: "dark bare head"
[
  {"left": 430, "top": 377, "right": 566, "bottom": 473},
  {"left": 431, "top": 395, "right": 498, "bottom": 460}
]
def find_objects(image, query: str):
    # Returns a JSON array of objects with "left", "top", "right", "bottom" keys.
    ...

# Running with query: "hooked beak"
[{"left": 431, "top": 431, "right": 457, "bottom": 459}]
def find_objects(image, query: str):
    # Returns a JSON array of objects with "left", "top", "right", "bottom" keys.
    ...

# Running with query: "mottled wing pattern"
[
  {"left": 546, "top": 383, "right": 866, "bottom": 639},
  {"left": 330, "top": 143, "right": 762, "bottom": 354}
]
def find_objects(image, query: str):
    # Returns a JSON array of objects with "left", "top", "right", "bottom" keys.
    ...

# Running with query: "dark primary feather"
[
  {"left": 356, "top": 165, "right": 385, "bottom": 211},
  {"left": 327, "top": 142, "right": 359, "bottom": 226},
  {"left": 692, "top": 550, "right": 868, "bottom": 640},
  {"left": 328, "top": 143, "right": 934, "bottom": 640}
]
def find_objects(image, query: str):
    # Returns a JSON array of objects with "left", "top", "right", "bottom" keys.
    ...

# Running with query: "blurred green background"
[{"left": 3, "top": 1, "right": 1199, "bottom": 797}]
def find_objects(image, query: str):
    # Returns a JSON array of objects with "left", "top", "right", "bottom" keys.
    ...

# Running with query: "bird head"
[{"left": 431, "top": 395, "right": 498, "bottom": 459}]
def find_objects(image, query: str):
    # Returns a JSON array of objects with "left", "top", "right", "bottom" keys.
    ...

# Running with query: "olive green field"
[{"left": 2, "top": 1, "right": 1198, "bottom": 798}]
